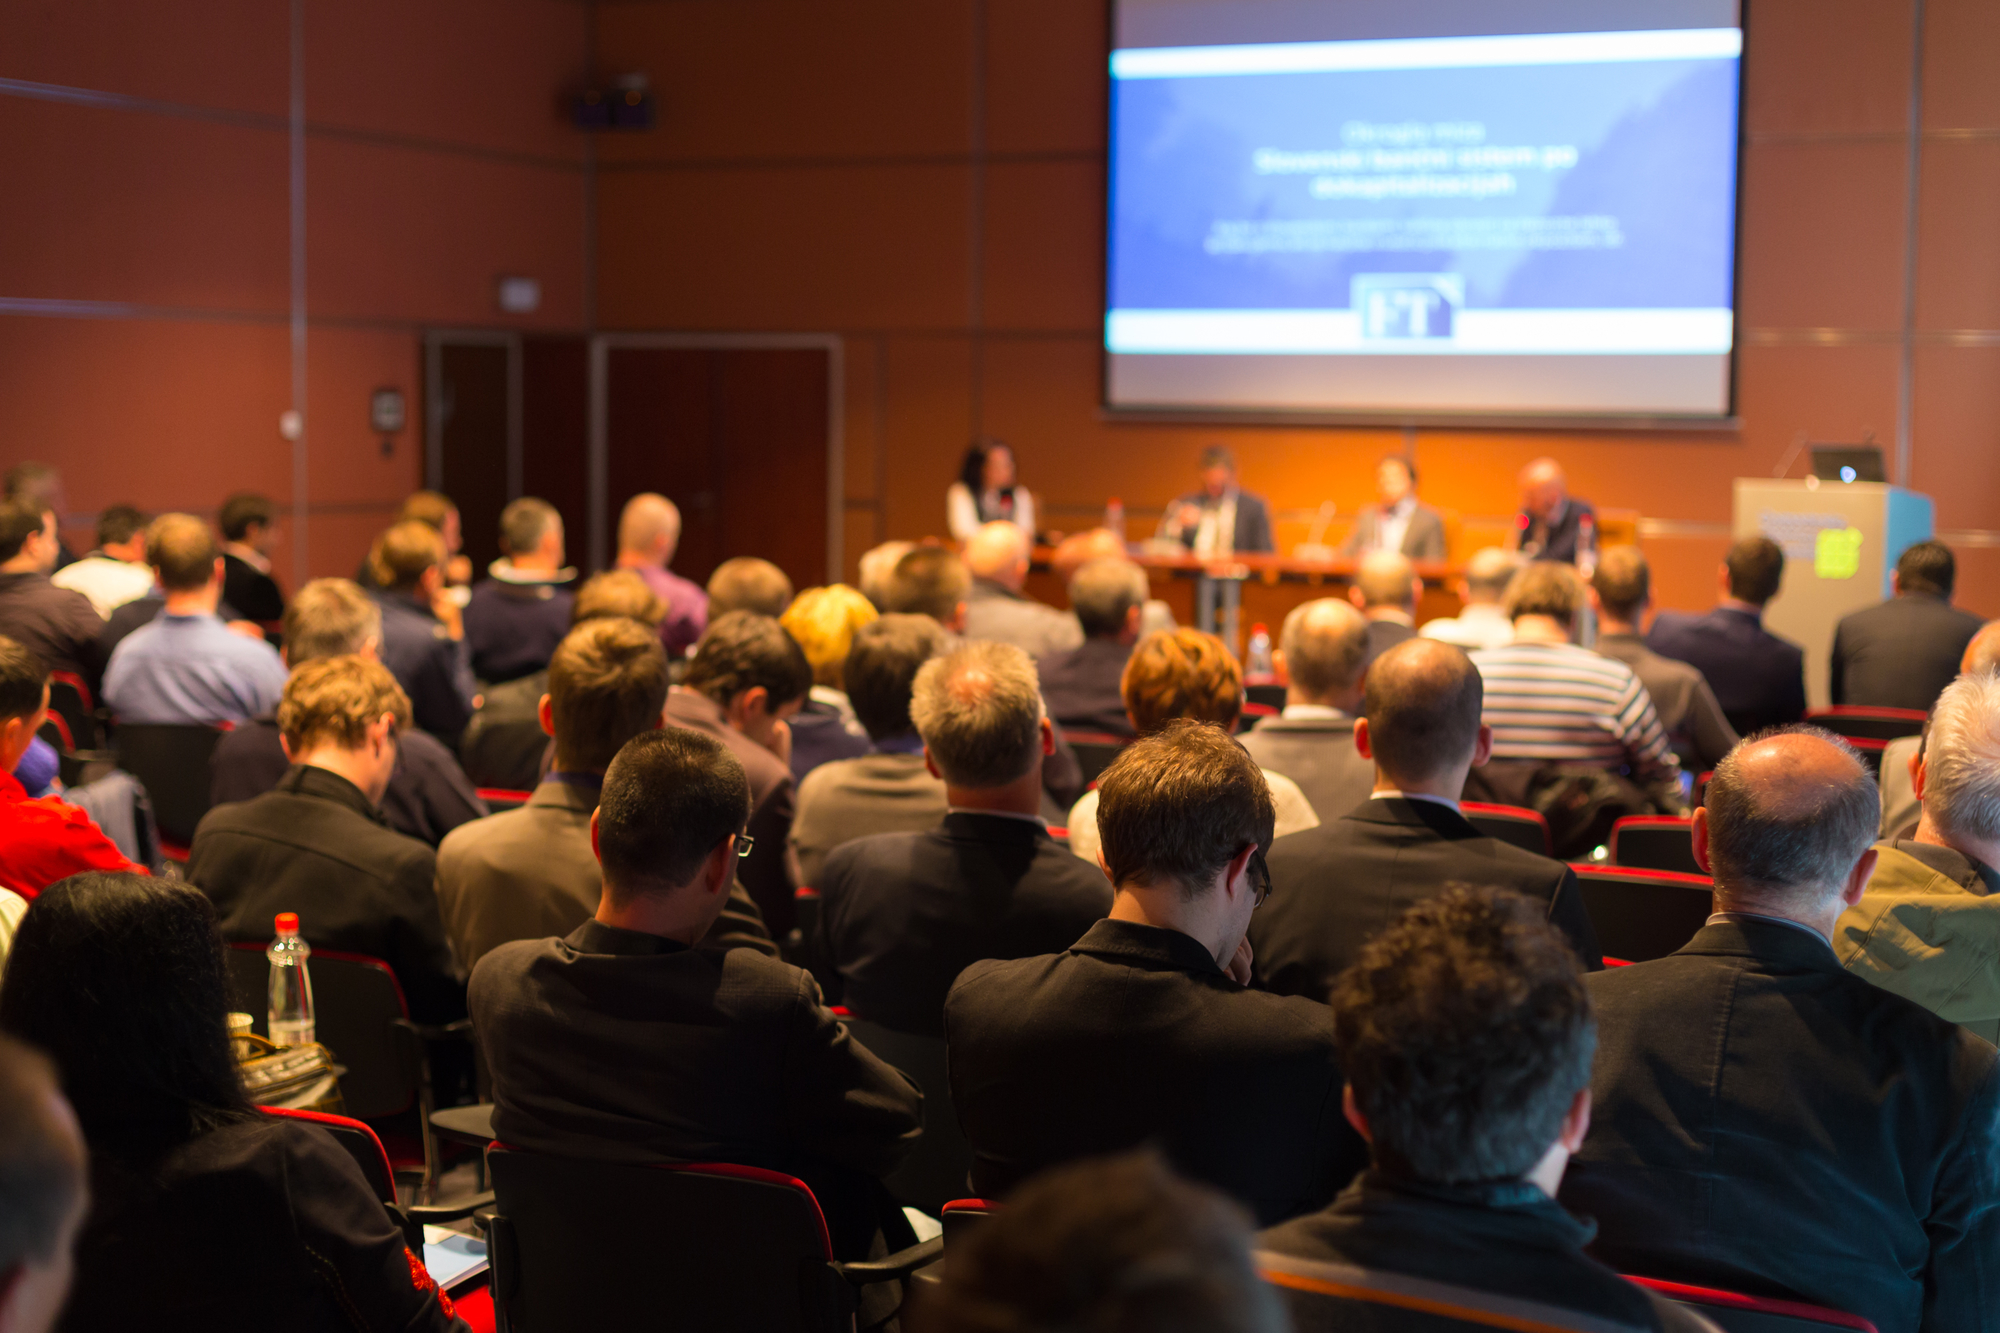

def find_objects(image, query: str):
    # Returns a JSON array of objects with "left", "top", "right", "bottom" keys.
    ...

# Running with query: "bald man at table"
[{"left": 1512, "top": 458, "right": 1598, "bottom": 565}]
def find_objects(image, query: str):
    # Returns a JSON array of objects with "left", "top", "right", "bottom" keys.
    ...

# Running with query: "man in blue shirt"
[{"left": 103, "top": 513, "right": 288, "bottom": 724}]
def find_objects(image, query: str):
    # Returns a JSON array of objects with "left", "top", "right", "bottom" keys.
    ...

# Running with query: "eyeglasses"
[
  {"left": 1248, "top": 847, "right": 1273, "bottom": 908},
  {"left": 734, "top": 834, "right": 756, "bottom": 860}
]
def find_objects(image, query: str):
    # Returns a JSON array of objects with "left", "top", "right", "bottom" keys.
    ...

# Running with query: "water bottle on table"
[
  {"left": 1245, "top": 623, "right": 1275, "bottom": 678},
  {"left": 267, "top": 912, "right": 316, "bottom": 1048}
]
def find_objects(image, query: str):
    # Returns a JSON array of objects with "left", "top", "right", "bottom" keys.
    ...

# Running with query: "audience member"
[
  {"left": 1833, "top": 540, "right": 1985, "bottom": 713},
  {"left": 1239, "top": 598, "right": 1375, "bottom": 818},
  {"left": 366, "top": 520, "right": 478, "bottom": 744},
  {"left": 208, "top": 579, "right": 487, "bottom": 848},
  {"left": 1338, "top": 454, "right": 1448, "bottom": 561},
  {"left": 0, "top": 874, "right": 463, "bottom": 1332},
  {"left": 778, "top": 584, "right": 876, "bottom": 780},
  {"left": 1349, "top": 551, "right": 1420, "bottom": 666},
  {"left": 1880, "top": 622, "right": 2000, "bottom": 838},
  {"left": 188, "top": 656, "right": 463, "bottom": 1023},
  {"left": 0, "top": 637, "right": 141, "bottom": 898},
  {"left": 1253, "top": 638, "right": 1598, "bottom": 998},
  {"left": 2, "top": 464, "right": 77, "bottom": 572},
  {"left": 613, "top": 491, "right": 707, "bottom": 655},
  {"left": 0, "top": 1034, "right": 87, "bottom": 1333},
  {"left": 0, "top": 500, "right": 105, "bottom": 693},
  {"left": 789, "top": 614, "right": 950, "bottom": 887},
  {"left": 884, "top": 545, "right": 971, "bottom": 630},
  {"left": 814, "top": 641, "right": 1111, "bottom": 1036},
  {"left": 1420, "top": 546, "right": 1521, "bottom": 652},
  {"left": 1646, "top": 537, "right": 1807, "bottom": 737},
  {"left": 1591, "top": 545, "right": 1738, "bottom": 770},
  {"left": 707, "top": 556, "right": 793, "bottom": 618},
  {"left": 1049, "top": 527, "right": 1176, "bottom": 639},
  {"left": 50, "top": 504, "right": 152, "bottom": 617},
  {"left": 216, "top": 491, "right": 285, "bottom": 626},
  {"left": 1563, "top": 728, "right": 2000, "bottom": 1333},
  {"left": 667, "top": 611, "right": 811, "bottom": 932},
  {"left": 463, "top": 497, "right": 574, "bottom": 682},
  {"left": 0, "top": 888, "right": 24, "bottom": 974},
  {"left": 101, "top": 514, "right": 288, "bottom": 725},
  {"left": 910, "top": 1150, "right": 1285, "bottom": 1333},
  {"left": 470, "top": 728, "right": 921, "bottom": 1259},
  {"left": 359, "top": 490, "right": 472, "bottom": 590},
  {"left": 1065, "top": 628, "right": 1318, "bottom": 869},
  {"left": 948, "top": 720, "right": 1366, "bottom": 1224},
  {"left": 1038, "top": 556, "right": 1151, "bottom": 738},
  {"left": 1258, "top": 888, "right": 1702, "bottom": 1333},
  {"left": 856, "top": 540, "right": 914, "bottom": 611},
  {"left": 1513, "top": 458, "right": 1596, "bottom": 564},
  {"left": 962, "top": 521, "right": 1083, "bottom": 660}
]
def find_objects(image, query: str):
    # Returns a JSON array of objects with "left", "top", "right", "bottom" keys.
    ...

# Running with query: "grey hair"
[
  {"left": 1463, "top": 547, "right": 1524, "bottom": 601},
  {"left": 1923, "top": 673, "right": 2000, "bottom": 846},
  {"left": 1069, "top": 558, "right": 1150, "bottom": 639},
  {"left": 909, "top": 640, "right": 1045, "bottom": 788},
  {"left": 1280, "top": 598, "right": 1369, "bottom": 699},
  {"left": 1705, "top": 725, "right": 1879, "bottom": 907}
]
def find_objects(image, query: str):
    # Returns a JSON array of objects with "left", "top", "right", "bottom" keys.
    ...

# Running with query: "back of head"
[
  {"left": 1502, "top": 561, "right": 1583, "bottom": 626},
  {"left": 0, "top": 501, "right": 47, "bottom": 565},
  {"left": 1096, "top": 719, "right": 1275, "bottom": 896},
  {"left": 1703, "top": 726, "right": 1878, "bottom": 914},
  {"left": 617, "top": 492, "right": 682, "bottom": 559},
  {"left": 572, "top": 569, "right": 667, "bottom": 629},
  {"left": 498, "top": 497, "right": 560, "bottom": 558},
  {"left": 857, "top": 541, "right": 916, "bottom": 610},
  {"left": 1051, "top": 528, "right": 1127, "bottom": 584},
  {"left": 282, "top": 579, "right": 382, "bottom": 665},
  {"left": 96, "top": 504, "right": 148, "bottom": 550},
  {"left": 0, "top": 873, "right": 247, "bottom": 1158},
  {"left": 145, "top": 513, "right": 218, "bottom": 593},
  {"left": 1725, "top": 537, "right": 1785, "bottom": 605},
  {"left": 277, "top": 655, "right": 411, "bottom": 753},
  {"left": 1965, "top": 622, "right": 2000, "bottom": 676},
  {"left": 1363, "top": 639, "right": 1484, "bottom": 787},
  {"left": 1069, "top": 558, "right": 1150, "bottom": 639},
  {"left": 909, "top": 1150, "right": 1283, "bottom": 1333},
  {"left": 398, "top": 489, "right": 457, "bottom": 531},
  {"left": 1355, "top": 551, "right": 1416, "bottom": 609},
  {"left": 885, "top": 546, "right": 972, "bottom": 622},
  {"left": 1279, "top": 599, "right": 1368, "bottom": 699},
  {"left": 367, "top": 519, "right": 446, "bottom": 593},
  {"left": 0, "top": 1035, "right": 86, "bottom": 1287},
  {"left": 1332, "top": 886, "right": 1594, "bottom": 1184},
  {"left": 683, "top": 610, "right": 813, "bottom": 710},
  {"left": 3, "top": 463, "right": 59, "bottom": 514},
  {"left": 909, "top": 641, "right": 1043, "bottom": 788},
  {"left": 845, "top": 614, "right": 948, "bottom": 742},
  {"left": 548, "top": 617, "right": 671, "bottom": 773},
  {"left": 595, "top": 729, "right": 749, "bottom": 900},
  {"left": 781, "top": 584, "right": 879, "bottom": 689},
  {"left": 217, "top": 492, "right": 274, "bottom": 543},
  {"left": 707, "top": 557, "right": 795, "bottom": 618},
  {"left": 964, "top": 521, "right": 1029, "bottom": 583},
  {"left": 1591, "top": 545, "right": 1650, "bottom": 621},
  {"left": 1897, "top": 539, "right": 1956, "bottom": 598},
  {"left": 1462, "top": 546, "right": 1522, "bottom": 603},
  {"left": 1919, "top": 673, "right": 2000, "bottom": 848},
  {"left": 0, "top": 636, "right": 48, "bottom": 725},
  {"left": 1121, "top": 629, "right": 1243, "bottom": 735}
]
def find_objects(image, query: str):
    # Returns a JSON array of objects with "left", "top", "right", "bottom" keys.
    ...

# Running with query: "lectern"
[{"left": 1732, "top": 479, "right": 1934, "bottom": 709}]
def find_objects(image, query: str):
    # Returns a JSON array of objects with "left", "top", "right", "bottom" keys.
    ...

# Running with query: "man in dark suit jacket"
[
  {"left": 0, "top": 501, "right": 107, "bottom": 695},
  {"left": 1239, "top": 598, "right": 1374, "bottom": 820},
  {"left": 1832, "top": 540, "right": 1986, "bottom": 712},
  {"left": 1253, "top": 638, "right": 1599, "bottom": 999},
  {"left": 1336, "top": 455, "right": 1448, "bottom": 562},
  {"left": 947, "top": 720, "right": 1367, "bottom": 1226},
  {"left": 814, "top": 641, "right": 1111, "bottom": 1036},
  {"left": 187, "top": 656, "right": 464, "bottom": 1023},
  {"left": 463, "top": 497, "right": 575, "bottom": 683},
  {"left": 1591, "top": 546, "right": 1739, "bottom": 771},
  {"left": 1156, "top": 446, "right": 1275, "bottom": 555},
  {"left": 1347, "top": 552, "right": 1420, "bottom": 671},
  {"left": 217, "top": 492, "right": 286, "bottom": 630},
  {"left": 1512, "top": 458, "right": 1597, "bottom": 564},
  {"left": 1647, "top": 537, "right": 1807, "bottom": 737},
  {"left": 1562, "top": 729, "right": 2000, "bottom": 1333},
  {"left": 1037, "top": 556, "right": 1149, "bottom": 738},
  {"left": 469, "top": 727, "right": 922, "bottom": 1260},
  {"left": 365, "top": 521, "right": 478, "bottom": 746}
]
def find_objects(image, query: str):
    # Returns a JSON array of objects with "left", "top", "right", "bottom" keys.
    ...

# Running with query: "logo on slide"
[{"left": 1353, "top": 273, "right": 1463, "bottom": 340}]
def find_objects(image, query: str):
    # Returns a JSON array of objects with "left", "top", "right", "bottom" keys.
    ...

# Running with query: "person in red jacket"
[{"left": 0, "top": 635, "right": 142, "bottom": 898}]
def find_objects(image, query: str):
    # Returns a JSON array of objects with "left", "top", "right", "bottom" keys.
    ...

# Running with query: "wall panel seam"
[{"left": 595, "top": 149, "right": 1102, "bottom": 173}]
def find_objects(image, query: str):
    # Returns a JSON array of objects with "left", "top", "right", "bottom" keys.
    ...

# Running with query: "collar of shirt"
[
  {"left": 1384, "top": 496, "right": 1416, "bottom": 520},
  {"left": 870, "top": 731, "right": 927, "bottom": 756},
  {"left": 223, "top": 543, "right": 271, "bottom": 574},
  {"left": 1543, "top": 499, "right": 1569, "bottom": 530},
  {"left": 1460, "top": 603, "right": 1510, "bottom": 623},
  {"left": 1280, "top": 703, "right": 1348, "bottom": 721},
  {"left": 1706, "top": 910, "right": 1833, "bottom": 949},
  {"left": 946, "top": 806, "right": 1047, "bottom": 828},
  {"left": 1371, "top": 789, "right": 1461, "bottom": 814}
]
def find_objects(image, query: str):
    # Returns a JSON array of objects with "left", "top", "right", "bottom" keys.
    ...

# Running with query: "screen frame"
[{"left": 1096, "top": 2, "right": 1748, "bottom": 431}]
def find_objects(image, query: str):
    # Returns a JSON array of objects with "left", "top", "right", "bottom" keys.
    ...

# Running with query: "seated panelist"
[
  {"left": 1337, "top": 455, "right": 1447, "bottom": 561},
  {"left": 948, "top": 438, "right": 1035, "bottom": 543},
  {"left": 1156, "top": 446, "right": 1274, "bottom": 556}
]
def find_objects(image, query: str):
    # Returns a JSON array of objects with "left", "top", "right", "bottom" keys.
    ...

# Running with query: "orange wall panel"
[
  {"left": 1922, "top": 0, "right": 2000, "bottom": 130},
  {"left": 1741, "top": 0, "right": 1914, "bottom": 135},
  {"left": 981, "top": 160, "right": 1102, "bottom": 332},
  {"left": 0, "top": 0, "right": 288, "bottom": 116},
  {"left": 1911, "top": 346, "right": 2000, "bottom": 531},
  {"left": 1738, "top": 141, "right": 1910, "bottom": 331},
  {"left": 302, "top": 327, "right": 425, "bottom": 507},
  {"left": 985, "top": 0, "right": 1107, "bottom": 155},
  {"left": 1914, "top": 140, "right": 2000, "bottom": 331}
]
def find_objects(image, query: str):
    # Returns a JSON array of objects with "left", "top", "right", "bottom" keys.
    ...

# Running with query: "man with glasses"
[{"left": 946, "top": 719, "right": 1365, "bottom": 1226}]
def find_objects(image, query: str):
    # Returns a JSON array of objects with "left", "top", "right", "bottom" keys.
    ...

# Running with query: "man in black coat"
[
  {"left": 1562, "top": 727, "right": 2000, "bottom": 1333},
  {"left": 946, "top": 720, "right": 1366, "bottom": 1226},
  {"left": 813, "top": 641, "right": 1111, "bottom": 1036},
  {"left": 1647, "top": 537, "right": 1808, "bottom": 738},
  {"left": 365, "top": 520, "right": 479, "bottom": 747},
  {"left": 1037, "top": 556, "right": 1149, "bottom": 738},
  {"left": 1832, "top": 540, "right": 1986, "bottom": 713},
  {"left": 1513, "top": 457, "right": 1597, "bottom": 564},
  {"left": 1253, "top": 638, "right": 1600, "bottom": 999}
]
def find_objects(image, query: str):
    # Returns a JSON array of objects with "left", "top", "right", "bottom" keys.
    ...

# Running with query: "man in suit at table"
[
  {"left": 1337, "top": 455, "right": 1447, "bottom": 562},
  {"left": 1562, "top": 727, "right": 2000, "bottom": 1333},
  {"left": 1156, "top": 446, "right": 1275, "bottom": 556},
  {"left": 1646, "top": 537, "right": 1807, "bottom": 738},
  {"left": 1238, "top": 598, "right": 1375, "bottom": 820},
  {"left": 1511, "top": 458, "right": 1597, "bottom": 565},
  {"left": 1251, "top": 637, "right": 1599, "bottom": 1000},
  {"left": 1832, "top": 540, "right": 1986, "bottom": 714}
]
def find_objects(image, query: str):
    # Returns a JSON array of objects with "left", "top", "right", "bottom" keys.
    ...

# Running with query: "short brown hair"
[
  {"left": 707, "top": 557, "right": 794, "bottom": 618},
  {"left": 276, "top": 656, "right": 411, "bottom": 752},
  {"left": 283, "top": 579, "right": 381, "bottom": 664},
  {"left": 1502, "top": 562, "right": 1583, "bottom": 625},
  {"left": 1590, "top": 545, "right": 1650, "bottom": 621},
  {"left": 1725, "top": 537, "right": 1785, "bottom": 605},
  {"left": 909, "top": 641, "right": 1044, "bottom": 788},
  {"left": 1278, "top": 599, "right": 1368, "bottom": 699},
  {"left": 1121, "top": 629, "right": 1243, "bottom": 735},
  {"left": 1896, "top": 540, "right": 1955, "bottom": 598},
  {"left": 96, "top": 504, "right": 148, "bottom": 548},
  {"left": 682, "top": 611, "right": 812, "bottom": 711},
  {"left": 1095, "top": 719, "right": 1275, "bottom": 897},
  {"left": 499, "top": 497, "right": 560, "bottom": 556},
  {"left": 398, "top": 490, "right": 456, "bottom": 531},
  {"left": 844, "top": 614, "right": 948, "bottom": 742},
  {"left": 885, "top": 546, "right": 971, "bottom": 622},
  {"left": 0, "top": 502, "right": 45, "bottom": 564},
  {"left": 781, "top": 584, "right": 879, "bottom": 689},
  {"left": 0, "top": 635, "right": 48, "bottom": 722},
  {"left": 596, "top": 729, "right": 750, "bottom": 897},
  {"left": 367, "top": 520, "right": 445, "bottom": 592},
  {"left": 572, "top": 570, "right": 667, "bottom": 629},
  {"left": 145, "top": 513, "right": 219, "bottom": 593},
  {"left": 218, "top": 492, "right": 275, "bottom": 542},
  {"left": 548, "top": 618, "right": 671, "bottom": 773},
  {"left": 1363, "top": 639, "right": 1483, "bottom": 785}
]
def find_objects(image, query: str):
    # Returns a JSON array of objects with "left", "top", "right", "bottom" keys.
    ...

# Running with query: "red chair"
[
  {"left": 475, "top": 788, "right": 534, "bottom": 813},
  {"left": 1806, "top": 706, "right": 1927, "bottom": 743},
  {"left": 1239, "top": 700, "right": 1280, "bottom": 721},
  {"left": 1461, "top": 802, "right": 1554, "bottom": 857},
  {"left": 1626, "top": 1276, "right": 1879, "bottom": 1331},
  {"left": 1845, "top": 737, "right": 1889, "bottom": 778},
  {"left": 1062, "top": 730, "right": 1129, "bottom": 787},
  {"left": 1570, "top": 865, "right": 1715, "bottom": 963},
  {"left": 1259, "top": 1250, "right": 1635, "bottom": 1330},
  {"left": 1609, "top": 816, "right": 1704, "bottom": 877},
  {"left": 1244, "top": 680, "right": 1286, "bottom": 711}
]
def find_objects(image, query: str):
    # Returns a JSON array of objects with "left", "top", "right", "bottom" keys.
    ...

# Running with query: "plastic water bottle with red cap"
[{"left": 266, "top": 913, "right": 316, "bottom": 1048}]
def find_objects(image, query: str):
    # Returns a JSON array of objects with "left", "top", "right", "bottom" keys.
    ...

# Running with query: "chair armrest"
[
  {"left": 390, "top": 1192, "right": 496, "bottom": 1253},
  {"left": 833, "top": 1234, "right": 944, "bottom": 1285},
  {"left": 392, "top": 1017, "right": 476, "bottom": 1044}
]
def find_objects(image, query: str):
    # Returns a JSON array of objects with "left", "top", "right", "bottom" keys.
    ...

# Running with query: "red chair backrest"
[
  {"left": 1570, "top": 865, "right": 1715, "bottom": 963},
  {"left": 1258, "top": 1251, "right": 1636, "bottom": 1331},
  {"left": 1064, "top": 731, "right": 1128, "bottom": 787},
  {"left": 475, "top": 788, "right": 533, "bottom": 812},
  {"left": 1805, "top": 706, "right": 1927, "bottom": 743},
  {"left": 941, "top": 1198, "right": 996, "bottom": 1251},
  {"left": 225, "top": 942, "right": 417, "bottom": 1119},
  {"left": 1625, "top": 1276, "right": 1879, "bottom": 1331},
  {"left": 1608, "top": 816, "right": 1704, "bottom": 877},
  {"left": 261, "top": 1104, "right": 398, "bottom": 1205},
  {"left": 1461, "top": 802, "right": 1554, "bottom": 857}
]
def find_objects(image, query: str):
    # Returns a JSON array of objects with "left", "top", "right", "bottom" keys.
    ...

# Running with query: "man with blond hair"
[
  {"left": 614, "top": 492, "right": 707, "bottom": 655},
  {"left": 778, "top": 584, "right": 876, "bottom": 779},
  {"left": 1420, "top": 547, "right": 1520, "bottom": 652},
  {"left": 367, "top": 519, "right": 477, "bottom": 744},
  {"left": 189, "top": 655, "right": 463, "bottom": 1021},
  {"left": 707, "top": 557, "right": 793, "bottom": 618},
  {"left": 1348, "top": 551, "right": 1420, "bottom": 668},
  {"left": 962, "top": 520, "right": 1082, "bottom": 660}
]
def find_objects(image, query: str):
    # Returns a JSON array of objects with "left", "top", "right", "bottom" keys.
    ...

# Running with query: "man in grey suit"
[
  {"left": 1590, "top": 546, "right": 1738, "bottom": 772},
  {"left": 1336, "top": 455, "right": 1447, "bottom": 562},
  {"left": 1156, "top": 446, "right": 1275, "bottom": 555},
  {"left": 1239, "top": 598, "right": 1374, "bottom": 821},
  {"left": 961, "top": 521, "right": 1082, "bottom": 660}
]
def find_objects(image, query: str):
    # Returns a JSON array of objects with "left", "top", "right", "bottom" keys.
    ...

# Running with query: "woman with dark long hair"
[
  {"left": 947, "top": 438, "right": 1036, "bottom": 542},
  {"left": 0, "top": 873, "right": 464, "bottom": 1332}
]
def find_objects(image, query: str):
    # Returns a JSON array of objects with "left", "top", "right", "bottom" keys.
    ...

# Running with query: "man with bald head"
[
  {"left": 614, "top": 492, "right": 706, "bottom": 656},
  {"left": 1347, "top": 551, "right": 1421, "bottom": 667},
  {"left": 961, "top": 520, "right": 1083, "bottom": 660},
  {"left": 1564, "top": 728, "right": 2000, "bottom": 1333},
  {"left": 1512, "top": 458, "right": 1597, "bottom": 565},
  {"left": 1253, "top": 638, "right": 1598, "bottom": 999},
  {"left": 1879, "top": 621, "right": 2000, "bottom": 837},
  {"left": 1239, "top": 598, "right": 1376, "bottom": 818}
]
